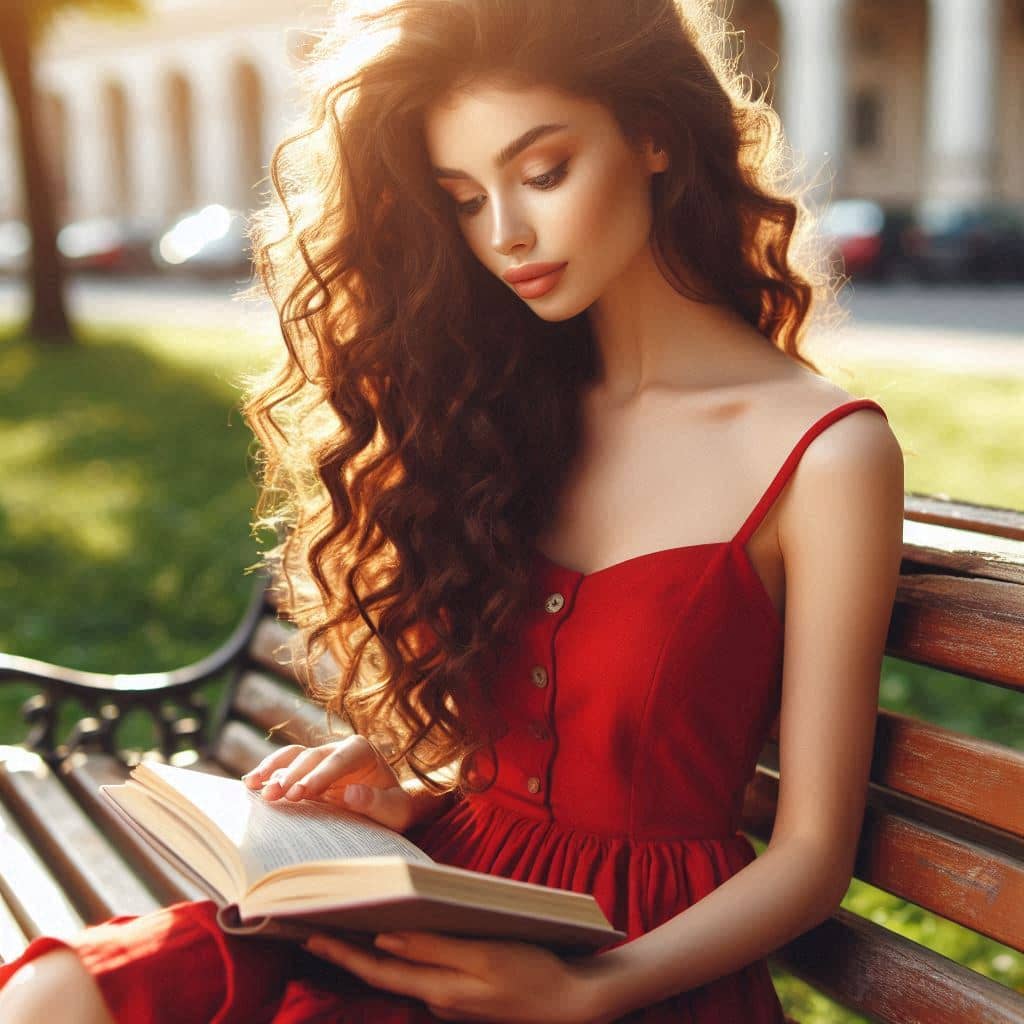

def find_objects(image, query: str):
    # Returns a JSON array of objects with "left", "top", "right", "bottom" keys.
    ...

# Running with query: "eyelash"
[{"left": 455, "top": 159, "right": 571, "bottom": 218}]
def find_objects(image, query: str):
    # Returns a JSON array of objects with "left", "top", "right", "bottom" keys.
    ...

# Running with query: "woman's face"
[{"left": 423, "top": 81, "right": 666, "bottom": 321}]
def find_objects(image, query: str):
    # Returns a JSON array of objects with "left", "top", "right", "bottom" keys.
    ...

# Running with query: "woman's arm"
[{"left": 581, "top": 410, "right": 905, "bottom": 1019}]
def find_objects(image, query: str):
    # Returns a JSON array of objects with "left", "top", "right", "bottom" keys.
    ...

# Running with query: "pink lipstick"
[{"left": 503, "top": 261, "right": 568, "bottom": 298}]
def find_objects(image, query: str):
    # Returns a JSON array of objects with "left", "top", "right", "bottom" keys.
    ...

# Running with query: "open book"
[{"left": 99, "top": 762, "right": 625, "bottom": 953}]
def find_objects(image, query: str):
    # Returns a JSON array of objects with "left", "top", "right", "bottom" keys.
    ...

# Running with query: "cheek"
[
  {"left": 455, "top": 215, "right": 493, "bottom": 269},
  {"left": 567, "top": 158, "right": 653, "bottom": 270}
]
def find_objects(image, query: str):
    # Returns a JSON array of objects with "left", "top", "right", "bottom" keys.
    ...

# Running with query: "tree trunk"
[{"left": 0, "top": 1, "right": 74, "bottom": 343}]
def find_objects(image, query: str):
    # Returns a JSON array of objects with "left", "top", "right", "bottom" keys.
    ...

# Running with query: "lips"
[
  {"left": 508, "top": 263, "right": 567, "bottom": 299},
  {"left": 502, "top": 261, "right": 568, "bottom": 284}
]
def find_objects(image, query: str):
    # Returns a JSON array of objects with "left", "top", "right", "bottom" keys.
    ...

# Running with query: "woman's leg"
[
  {"left": 0, "top": 948, "right": 115, "bottom": 1024},
  {"left": 0, "top": 900, "right": 301, "bottom": 1024}
]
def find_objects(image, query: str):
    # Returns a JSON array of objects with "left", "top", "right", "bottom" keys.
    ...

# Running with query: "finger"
[
  {"left": 373, "top": 932, "right": 503, "bottom": 975},
  {"left": 241, "top": 745, "right": 306, "bottom": 790},
  {"left": 426, "top": 1005, "right": 464, "bottom": 1021},
  {"left": 291, "top": 742, "right": 380, "bottom": 801},
  {"left": 426, "top": 1005, "right": 467, "bottom": 1021},
  {"left": 335, "top": 783, "right": 415, "bottom": 832},
  {"left": 259, "top": 745, "right": 343, "bottom": 801},
  {"left": 304, "top": 933, "right": 467, "bottom": 1006}
]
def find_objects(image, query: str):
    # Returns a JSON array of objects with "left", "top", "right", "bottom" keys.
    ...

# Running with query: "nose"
[{"left": 490, "top": 195, "right": 534, "bottom": 257}]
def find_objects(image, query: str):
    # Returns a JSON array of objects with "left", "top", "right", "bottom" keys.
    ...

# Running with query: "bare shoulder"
[
  {"left": 746, "top": 368, "right": 900, "bottom": 476},
  {"left": 776, "top": 376, "right": 905, "bottom": 554},
  {"left": 794, "top": 377, "right": 901, "bottom": 470}
]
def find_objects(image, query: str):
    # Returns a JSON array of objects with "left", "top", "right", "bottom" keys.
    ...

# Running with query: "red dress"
[{"left": 0, "top": 398, "right": 888, "bottom": 1023}]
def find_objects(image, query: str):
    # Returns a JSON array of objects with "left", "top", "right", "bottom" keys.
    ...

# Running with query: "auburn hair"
[{"left": 238, "top": 0, "right": 835, "bottom": 797}]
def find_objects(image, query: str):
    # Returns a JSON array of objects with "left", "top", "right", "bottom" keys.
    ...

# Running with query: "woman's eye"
[
  {"left": 455, "top": 196, "right": 485, "bottom": 217},
  {"left": 455, "top": 159, "right": 570, "bottom": 218},
  {"left": 527, "top": 159, "right": 570, "bottom": 190}
]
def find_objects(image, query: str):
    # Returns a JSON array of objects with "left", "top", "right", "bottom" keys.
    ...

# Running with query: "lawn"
[
  {"left": 0, "top": 319, "right": 277, "bottom": 752},
  {"left": 0, "top": 318, "right": 1022, "bottom": 1020}
]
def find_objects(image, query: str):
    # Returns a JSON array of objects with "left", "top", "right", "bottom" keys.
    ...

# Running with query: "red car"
[{"left": 820, "top": 199, "right": 917, "bottom": 282}]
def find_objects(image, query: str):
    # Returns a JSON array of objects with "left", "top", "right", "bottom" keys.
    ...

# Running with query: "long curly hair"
[{"left": 238, "top": 0, "right": 835, "bottom": 797}]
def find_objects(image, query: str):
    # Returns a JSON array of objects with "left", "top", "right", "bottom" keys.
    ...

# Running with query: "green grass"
[
  {"left": 0, "top": 319, "right": 277, "bottom": 752},
  {"left": 1, "top": 321, "right": 1022, "bottom": 1019},
  {"left": 839, "top": 358, "right": 1024, "bottom": 511}
]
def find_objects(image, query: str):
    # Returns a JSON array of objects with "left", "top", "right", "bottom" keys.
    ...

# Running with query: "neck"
[{"left": 585, "top": 239, "right": 781, "bottom": 407}]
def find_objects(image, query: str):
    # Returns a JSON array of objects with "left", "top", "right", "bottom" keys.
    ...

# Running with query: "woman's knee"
[{"left": 0, "top": 947, "right": 115, "bottom": 1024}]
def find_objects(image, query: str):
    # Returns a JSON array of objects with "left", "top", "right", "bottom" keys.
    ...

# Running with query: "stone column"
[
  {"left": 0, "top": 94, "right": 19, "bottom": 218},
  {"left": 61, "top": 73, "right": 116, "bottom": 220},
  {"left": 776, "top": 0, "right": 849, "bottom": 199},
  {"left": 191, "top": 49, "right": 247, "bottom": 209},
  {"left": 119, "top": 60, "right": 176, "bottom": 229},
  {"left": 252, "top": 28, "right": 302, "bottom": 183},
  {"left": 923, "top": 0, "right": 999, "bottom": 201}
]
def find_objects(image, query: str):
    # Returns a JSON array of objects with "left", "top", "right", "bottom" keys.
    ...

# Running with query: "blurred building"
[
  {"left": 733, "top": 0, "right": 1023, "bottom": 205},
  {"left": 0, "top": 0, "right": 1021, "bottom": 225},
  {"left": 0, "top": 0, "right": 318, "bottom": 226}
]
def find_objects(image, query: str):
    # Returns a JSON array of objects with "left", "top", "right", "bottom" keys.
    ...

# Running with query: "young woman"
[{"left": 0, "top": 0, "right": 905, "bottom": 1021}]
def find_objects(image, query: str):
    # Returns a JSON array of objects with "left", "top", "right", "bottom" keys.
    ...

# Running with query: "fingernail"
[
  {"left": 286, "top": 783, "right": 305, "bottom": 799},
  {"left": 344, "top": 784, "right": 368, "bottom": 805},
  {"left": 375, "top": 933, "right": 405, "bottom": 951}
]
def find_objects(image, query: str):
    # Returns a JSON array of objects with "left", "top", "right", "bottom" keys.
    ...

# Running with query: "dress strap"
[{"left": 733, "top": 398, "right": 889, "bottom": 546}]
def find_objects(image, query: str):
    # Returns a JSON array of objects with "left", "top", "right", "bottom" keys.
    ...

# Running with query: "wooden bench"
[{"left": 1, "top": 493, "right": 1022, "bottom": 1022}]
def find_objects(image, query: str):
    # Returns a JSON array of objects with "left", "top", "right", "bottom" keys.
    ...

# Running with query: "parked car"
[
  {"left": 820, "top": 198, "right": 917, "bottom": 282},
  {"left": 57, "top": 216, "right": 158, "bottom": 275},
  {"left": 153, "top": 204, "right": 252, "bottom": 277},
  {"left": 907, "top": 198, "right": 1024, "bottom": 283},
  {"left": 0, "top": 216, "right": 159, "bottom": 277}
]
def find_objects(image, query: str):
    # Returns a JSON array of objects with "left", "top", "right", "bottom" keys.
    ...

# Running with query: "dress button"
[
  {"left": 544, "top": 592, "right": 565, "bottom": 613},
  {"left": 526, "top": 776, "right": 542, "bottom": 794},
  {"left": 530, "top": 665, "right": 548, "bottom": 688},
  {"left": 528, "top": 721, "right": 549, "bottom": 741}
]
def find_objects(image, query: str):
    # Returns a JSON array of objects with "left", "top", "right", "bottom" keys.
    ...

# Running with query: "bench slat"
[
  {"left": 743, "top": 768, "right": 1024, "bottom": 953},
  {"left": 0, "top": 789, "right": 85, "bottom": 943},
  {"left": 888, "top": 573, "right": 1024, "bottom": 689},
  {"left": 210, "top": 719, "right": 278, "bottom": 777},
  {"left": 231, "top": 670, "right": 346, "bottom": 747},
  {"left": 773, "top": 906, "right": 1024, "bottom": 1023},
  {"left": 247, "top": 616, "right": 340, "bottom": 689},
  {"left": 905, "top": 493, "right": 1024, "bottom": 544},
  {"left": 870, "top": 710, "right": 1024, "bottom": 839},
  {"left": 0, "top": 890, "right": 30, "bottom": 966},
  {"left": 763, "top": 708, "right": 1024, "bottom": 840},
  {"left": 59, "top": 752, "right": 209, "bottom": 906},
  {"left": 0, "top": 746, "right": 160, "bottom": 924},
  {"left": 903, "top": 541, "right": 1024, "bottom": 587},
  {"left": 182, "top": 757, "right": 234, "bottom": 776}
]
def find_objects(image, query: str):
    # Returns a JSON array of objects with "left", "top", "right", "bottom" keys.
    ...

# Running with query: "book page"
[
  {"left": 137, "top": 763, "right": 435, "bottom": 886},
  {"left": 101, "top": 783, "right": 237, "bottom": 901}
]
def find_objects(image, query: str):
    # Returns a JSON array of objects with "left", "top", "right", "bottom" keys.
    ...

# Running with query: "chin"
[
  {"left": 522, "top": 285, "right": 597, "bottom": 323},
  {"left": 527, "top": 304, "right": 582, "bottom": 323}
]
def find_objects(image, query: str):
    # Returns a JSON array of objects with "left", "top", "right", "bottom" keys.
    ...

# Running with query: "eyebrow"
[{"left": 432, "top": 122, "right": 570, "bottom": 180}]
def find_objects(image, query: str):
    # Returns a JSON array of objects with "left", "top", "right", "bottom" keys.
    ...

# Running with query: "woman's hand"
[
  {"left": 242, "top": 734, "right": 418, "bottom": 833},
  {"left": 301, "top": 929, "right": 616, "bottom": 1023}
]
